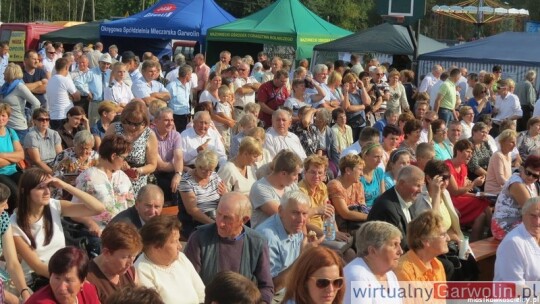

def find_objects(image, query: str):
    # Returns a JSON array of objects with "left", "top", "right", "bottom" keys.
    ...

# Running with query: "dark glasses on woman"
[
  {"left": 525, "top": 168, "right": 540, "bottom": 179},
  {"left": 125, "top": 120, "right": 145, "bottom": 127},
  {"left": 311, "top": 277, "right": 344, "bottom": 289}
]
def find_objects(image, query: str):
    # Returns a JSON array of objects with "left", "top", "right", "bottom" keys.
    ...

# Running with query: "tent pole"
[{"left": 407, "top": 21, "right": 420, "bottom": 84}]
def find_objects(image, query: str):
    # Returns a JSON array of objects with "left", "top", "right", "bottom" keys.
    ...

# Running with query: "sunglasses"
[
  {"left": 125, "top": 120, "right": 145, "bottom": 127},
  {"left": 35, "top": 117, "right": 50, "bottom": 122},
  {"left": 525, "top": 168, "right": 540, "bottom": 179},
  {"left": 497, "top": 86, "right": 507, "bottom": 90},
  {"left": 48, "top": 52, "right": 55, "bottom": 54},
  {"left": 441, "top": 174, "right": 450, "bottom": 181},
  {"left": 311, "top": 277, "right": 344, "bottom": 289}
]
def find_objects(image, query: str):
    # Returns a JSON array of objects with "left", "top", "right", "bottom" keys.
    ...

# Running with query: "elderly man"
[
  {"left": 132, "top": 60, "right": 171, "bottom": 105},
  {"left": 184, "top": 192, "right": 274, "bottom": 303},
  {"left": 367, "top": 165, "right": 425, "bottom": 250},
  {"left": 515, "top": 70, "right": 537, "bottom": 131},
  {"left": 211, "top": 50, "right": 231, "bottom": 73},
  {"left": 264, "top": 109, "right": 306, "bottom": 160},
  {"left": 151, "top": 107, "right": 183, "bottom": 204},
  {"left": 42, "top": 44, "right": 57, "bottom": 75},
  {"left": 23, "top": 50, "right": 49, "bottom": 107},
  {"left": 71, "top": 55, "right": 91, "bottom": 114},
  {"left": 166, "top": 64, "right": 193, "bottom": 133},
  {"left": 434, "top": 68, "right": 461, "bottom": 125},
  {"left": 419, "top": 64, "right": 443, "bottom": 95},
  {"left": 492, "top": 79, "right": 523, "bottom": 135},
  {"left": 257, "top": 69, "right": 289, "bottom": 127},
  {"left": 180, "top": 111, "right": 226, "bottom": 168},
  {"left": 108, "top": 44, "right": 121, "bottom": 62},
  {"left": 46, "top": 58, "right": 81, "bottom": 129},
  {"left": 73, "top": 53, "right": 112, "bottom": 124},
  {"left": 165, "top": 53, "right": 186, "bottom": 83},
  {"left": 262, "top": 56, "right": 283, "bottom": 82},
  {"left": 87, "top": 42, "right": 103, "bottom": 68},
  {"left": 256, "top": 190, "right": 324, "bottom": 294},
  {"left": 110, "top": 184, "right": 164, "bottom": 229},
  {"left": 233, "top": 62, "right": 260, "bottom": 118}
]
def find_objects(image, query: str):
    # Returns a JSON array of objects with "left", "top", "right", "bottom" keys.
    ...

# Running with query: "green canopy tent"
[
  {"left": 205, "top": 0, "right": 351, "bottom": 62},
  {"left": 40, "top": 20, "right": 108, "bottom": 45}
]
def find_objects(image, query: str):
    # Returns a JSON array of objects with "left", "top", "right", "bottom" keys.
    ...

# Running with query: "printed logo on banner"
[{"left": 144, "top": 3, "right": 176, "bottom": 17}]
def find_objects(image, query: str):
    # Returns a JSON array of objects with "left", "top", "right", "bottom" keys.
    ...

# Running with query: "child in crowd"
[{"left": 213, "top": 85, "right": 235, "bottom": 152}]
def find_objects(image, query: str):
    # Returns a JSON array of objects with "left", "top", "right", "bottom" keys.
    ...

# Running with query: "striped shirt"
[{"left": 179, "top": 171, "right": 222, "bottom": 212}]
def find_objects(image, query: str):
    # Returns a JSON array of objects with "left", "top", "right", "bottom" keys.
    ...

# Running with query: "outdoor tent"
[
  {"left": 205, "top": 0, "right": 352, "bottom": 61},
  {"left": 418, "top": 31, "right": 540, "bottom": 87},
  {"left": 41, "top": 20, "right": 106, "bottom": 45},
  {"left": 99, "top": 0, "right": 235, "bottom": 56},
  {"left": 312, "top": 23, "right": 448, "bottom": 66}
]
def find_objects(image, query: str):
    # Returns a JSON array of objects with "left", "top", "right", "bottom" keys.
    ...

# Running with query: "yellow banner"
[{"left": 8, "top": 31, "right": 26, "bottom": 62}]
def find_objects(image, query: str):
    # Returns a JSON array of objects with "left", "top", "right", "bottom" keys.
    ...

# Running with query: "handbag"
[{"left": 6, "top": 127, "right": 30, "bottom": 171}]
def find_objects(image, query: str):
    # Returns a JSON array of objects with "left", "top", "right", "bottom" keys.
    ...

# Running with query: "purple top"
[{"left": 151, "top": 126, "right": 182, "bottom": 163}]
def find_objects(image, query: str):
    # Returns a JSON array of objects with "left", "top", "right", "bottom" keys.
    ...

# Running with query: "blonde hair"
[
  {"left": 3, "top": 63, "right": 23, "bottom": 83},
  {"left": 238, "top": 136, "right": 262, "bottom": 156},
  {"left": 195, "top": 149, "right": 218, "bottom": 170},
  {"left": 148, "top": 99, "right": 167, "bottom": 118},
  {"left": 218, "top": 85, "right": 232, "bottom": 97}
]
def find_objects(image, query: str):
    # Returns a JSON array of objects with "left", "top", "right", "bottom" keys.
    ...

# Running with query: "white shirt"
[
  {"left": 264, "top": 127, "right": 307, "bottom": 160},
  {"left": 396, "top": 190, "right": 413, "bottom": 223},
  {"left": 493, "top": 93, "right": 523, "bottom": 123},
  {"left": 104, "top": 80, "right": 134, "bottom": 106},
  {"left": 460, "top": 120, "right": 474, "bottom": 140},
  {"left": 456, "top": 75, "right": 468, "bottom": 102},
  {"left": 429, "top": 80, "right": 444, "bottom": 109},
  {"left": 217, "top": 161, "right": 257, "bottom": 195},
  {"left": 233, "top": 76, "right": 258, "bottom": 107},
  {"left": 0, "top": 53, "right": 9, "bottom": 86},
  {"left": 419, "top": 72, "right": 438, "bottom": 94},
  {"left": 180, "top": 127, "right": 227, "bottom": 167},
  {"left": 42, "top": 57, "right": 56, "bottom": 74},
  {"left": 46, "top": 74, "right": 77, "bottom": 120},
  {"left": 214, "top": 102, "right": 232, "bottom": 128},
  {"left": 340, "top": 141, "right": 361, "bottom": 158}
]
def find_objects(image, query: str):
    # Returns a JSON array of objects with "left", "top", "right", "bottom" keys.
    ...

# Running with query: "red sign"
[{"left": 153, "top": 4, "right": 176, "bottom": 13}]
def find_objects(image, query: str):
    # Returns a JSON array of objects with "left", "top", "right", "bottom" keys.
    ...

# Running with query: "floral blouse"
[
  {"left": 467, "top": 139, "right": 492, "bottom": 180},
  {"left": 52, "top": 148, "right": 99, "bottom": 199},
  {"left": 73, "top": 167, "right": 135, "bottom": 225},
  {"left": 290, "top": 122, "right": 320, "bottom": 156},
  {"left": 517, "top": 131, "right": 540, "bottom": 161}
]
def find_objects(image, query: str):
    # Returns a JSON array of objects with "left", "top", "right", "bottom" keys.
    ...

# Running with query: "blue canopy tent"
[
  {"left": 418, "top": 32, "right": 540, "bottom": 87},
  {"left": 99, "top": 0, "right": 235, "bottom": 57}
]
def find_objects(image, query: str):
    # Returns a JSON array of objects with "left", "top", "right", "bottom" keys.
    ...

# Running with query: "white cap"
[{"left": 99, "top": 53, "right": 112, "bottom": 64}]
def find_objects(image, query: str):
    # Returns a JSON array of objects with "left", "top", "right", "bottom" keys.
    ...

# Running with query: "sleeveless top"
[{"left": 114, "top": 123, "right": 151, "bottom": 194}]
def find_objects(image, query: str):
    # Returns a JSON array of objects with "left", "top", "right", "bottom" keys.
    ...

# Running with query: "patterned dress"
[
  {"left": 0, "top": 212, "right": 8, "bottom": 302},
  {"left": 114, "top": 123, "right": 151, "bottom": 194},
  {"left": 290, "top": 122, "right": 320, "bottom": 156},
  {"left": 52, "top": 148, "right": 99, "bottom": 199}
]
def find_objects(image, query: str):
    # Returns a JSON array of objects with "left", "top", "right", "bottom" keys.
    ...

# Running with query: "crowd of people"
[{"left": 0, "top": 39, "right": 538, "bottom": 303}]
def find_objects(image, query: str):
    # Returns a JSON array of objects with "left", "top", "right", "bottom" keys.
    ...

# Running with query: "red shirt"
[
  {"left": 257, "top": 80, "right": 289, "bottom": 127},
  {"left": 26, "top": 281, "right": 100, "bottom": 304}
]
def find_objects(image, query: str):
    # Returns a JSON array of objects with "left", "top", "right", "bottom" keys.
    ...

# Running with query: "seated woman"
[
  {"left": 135, "top": 215, "right": 205, "bottom": 304},
  {"left": 384, "top": 149, "right": 412, "bottom": 190},
  {"left": 10, "top": 168, "right": 105, "bottom": 290},
  {"left": 517, "top": 116, "right": 540, "bottom": 161},
  {"left": 244, "top": 127, "right": 273, "bottom": 179},
  {"left": 491, "top": 155, "right": 540, "bottom": 240},
  {"left": 464, "top": 83, "right": 491, "bottom": 121},
  {"left": 229, "top": 113, "right": 258, "bottom": 159},
  {"left": 485, "top": 129, "right": 517, "bottom": 194},
  {"left": 328, "top": 154, "right": 368, "bottom": 234},
  {"left": 25, "top": 246, "right": 100, "bottom": 303},
  {"left": 331, "top": 108, "right": 353, "bottom": 157},
  {"left": 282, "top": 247, "right": 345, "bottom": 304},
  {"left": 0, "top": 184, "right": 30, "bottom": 303},
  {"left": 459, "top": 106, "right": 475, "bottom": 140},
  {"left": 360, "top": 142, "right": 385, "bottom": 208},
  {"left": 218, "top": 136, "right": 261, "bottom": 195},
  {"left": 24, "top": 108, "right": 63, "bottom": 175},
  {"left": 290, "top": 106, "right": 320, "bottom": 157},
  {"left": 0, "top": 104, "right": 24, "bottom": 214},
  {"left": 467, "top": 122, "right": 492, "bottom": 181},
  {"left": 494, "top": 197, "right": 540, "bottom": 282},
  {"left": 431, "top": 119, "right": 453, "bottom": 161},
  {"left": 179, "top": 149, "right": 226, "bottom": 238},
  {"left": 57, "top": 106, "right": 90, "bottom": 149},
  {"left": 341, "top": 73, "right": 371, "bottom": 142},
  {"left": 399, "top": 119, "right": 422, "bottom": 160},
  {"left": 91, "top": 101, "right": 119, "bottom": 150},
  {"left": 87, "top": 222, "right": 142, "bottom": 303},
  {"left": 343, "top": 221, "right": 403, "bottom": 304},
  {"left": 395, "top": 211, "right": 448, "bottom": 284},
  {"left": 445, "top": 139, "right": 491, "bottom": 241}
]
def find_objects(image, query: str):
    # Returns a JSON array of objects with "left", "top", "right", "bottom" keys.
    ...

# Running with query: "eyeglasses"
[
  {"left": 432, "top": 231, "right": 449, "bottom": 239},
  {"left": 525, "top": 168, "right": 540, "bottom": 179},
  {"left": 35, "top": 117, "right": 50, "bottom": 122},
  {"left": 311, "top": 277, "right": 344, "bottom": 289},
  {"left": 424, "top": 118, "right": 432, "bottom": 123},
  {"left": 47, "top": 52, "right": 55, "bottom": 54},
  {"left": 125, "top": 120, "right": 145, "bottom": 127},
  {"left": 437, "top": 129, "right": 447, "bottom": 133},
  {"left": 238, "top": 68, "right": 247, "bottom": 71},
  {"left": 117, "top": 154, "right": 128, "bottom": 161}
]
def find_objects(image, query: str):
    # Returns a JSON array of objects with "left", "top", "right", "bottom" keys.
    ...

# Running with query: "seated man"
[
  {"left": 340, "top": 126, "right": 380, "bottom": 158},
  {"left": 180, "top": 111, "right": 227, "bottom": 169},
  {"left": 184, "top": 192, "right": 274, "bottom": 304},
  {"left": 256, "top": 190, "right": 324, "bottom": 294},
  {"left": 110, "top": 184, "right": 164, "bottom": 229},
  {"left": 132, "top": 60, "right": 171, "bottom": 105},
  {"left": 264, "top": 109, "right": 306, "bottom": 160},
  {"left": 367, "top": 165, "right": 425, "bottom": 250}
]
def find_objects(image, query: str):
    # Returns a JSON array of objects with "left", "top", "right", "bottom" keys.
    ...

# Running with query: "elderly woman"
[
  {"left": 485, "top": 129, "right": 517, "bottom": 193},
  {"left": 135, "top": 215, "right": 205, "bottom": 304},
  {"left": 386, "top": 70, "right": 409, "bottom": 114},
  {"left": 517, "top": 116, "right": 540, "bottom": 161},
  {"left": 313, "top": 108, "right": 338, "bottom": 176},
  {"left": 284, "top": 78, "right": 324, "bottom": 119},
  {"left": 24, "top": 108, "right": 63, "bottom": 175},
  {"left": 459, "top": 106, "right": 475, "bottom": 139},
  {"left": 331, "top": 108, "right": 352, "bottom": 156},
  {"left": 494, "top": 197, "right": 540, "bottom": 282},
  {"left": 0, "top": 104, "right": 24, "bottom": 214},
  {"left": 491, "top": 155, "right": 540, "bottom": 240},
  {"left": 25, "top": 247, "right": 100, "bottom": 303},
  {"left": 343, "top": 221, "right": 403, "bottom": 304},
  {"left": 395, "top": 211, "right": 448, "bottom": 283},
  {"left": 445, "top": 139, "right": 491, "bottom": 241},
  {"left": 464, "top": 83, "right": 491, "bottom": 122},
  {"left": 431, "top": 119, "right": 453, "bottom": 161},
  {"left": 87, "top": 222, "right": 142, "bottom": 303},
  {"left": 1, "top": 63, "right": 41, "bottom": 141},
  {"left": 179, "top": 149, "right": 226, "bottom": 237},
  {"left": 104, "top": 62, "right": 134, "bottom": 110},
  {"left": 399, "top": 119, "right": 422, "bottom": 160},
  {"left": 384, "top": 149, "right": 412, "bottom": 190},
  {"left": 10, "top": 168, "right": 105, "bottom": 290},
  {"left": 360, "top": 142, "right": 385, "bottom": 208},
  {"left": 106, "top": 100, "right": 158, "bottom": 195},
  {"left": 57, "top": 106, "right": 90, "bottom": 149},
  {"left": 229, "top": 113, "right": 258, "bottom": 159},
  {"left": 283, "top": 247, "right": 345, "bottom": 304},
  {"left": 467, "top": 122, "right": 492, "bottom": 181},
  {"left": 341, "top": 73, "right": 370, "bottom": 141},
  {"left": 91, "top": 101, "right": 119, "bottom": 150},
  {"left": 328, "top": 154, "right": 368, "bottom": 233},
  {"left": 218, "top": 136, "right": 261, "bottom": 195}
]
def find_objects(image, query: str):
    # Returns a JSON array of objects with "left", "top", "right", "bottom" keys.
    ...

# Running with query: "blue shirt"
[
  {"left": 383, "top": 171, "right": 395, "bottom": 191},
  {"left": 132, "top": 79, "right": 168, "bottom": 99},
  {"left": 90, "top": 120, "right": 106, "bottom": 139},
  {"left": 255, "top": 214, "right": 303, "bottom": 277},
  {"left": 73, "top": 67, "right": 111, "bottom": 101},
  {"left": 465, "top": 97, "right": 492, "bottom": 122},
  {"left": 373, "top": 118, "right": 388, "bottom": 138},
  {"left": 434, "top": 141, "right": 453, "bottom": 161},
  {"left": 360, "top": 167, "right": 385, "bottom": 207},
  {"left": 0, "top": 128, "right": 18, "bottom": 176},
  {"left": 166, "top": 79, "right": 192, "bottom": 115}
]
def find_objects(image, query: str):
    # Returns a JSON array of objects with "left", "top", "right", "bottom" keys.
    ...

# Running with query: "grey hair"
[
  {"left": 239, "top": 113, "right": 257, "bottom": 127},
  {"left": 313, "top": 64, "right": 328, "bottom": 74},
  {"left": 280, "top": 190, "right": 310, "bottom": 209},
  {"left": 525, "top": 70, "right": 537, "bottom": 82},
  {"left": 272, "top": 108, "right": 292, "bottom": 120},
  {"left": 193, "top": 110, "right": 210, "bottom": 121},
  {"left": 220, "top": 192, "right": 252, "bottom": 219},
  {"left": 396, "top": 165, "right": 424, "bottom": 182},
  {"left": 178, "top": 64, "right": 192, "bottom": 78},
  {"left": 155, "top": 107, "right": 173, "bottom": 120},
  {"left": 136, "top": 184, "right": 164, "bottom": 203},
  {"left": 522, "top": 197, "right": 540, "bottom": 216},
  {"left": 316, "top": 108, "right": 331, "bottom": 124},
  {"left": 355, "top": 221, "right": 402, "bottom": 257},
  {"left": 73, "top": 130, "right": 94, "bottom": 147},
  {"left": 174, "top": 53, "right": 186, "bottom": 65}
]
